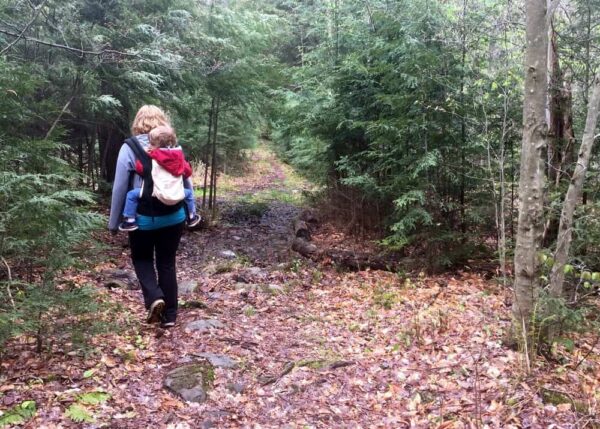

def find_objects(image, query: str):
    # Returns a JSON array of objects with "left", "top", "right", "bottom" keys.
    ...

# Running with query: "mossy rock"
[
  {"left": 540, "top": 388, "right": 588, "bottom": 413},
  {"left": 164, "top": 361, "right": 215, "bottom": 403}
]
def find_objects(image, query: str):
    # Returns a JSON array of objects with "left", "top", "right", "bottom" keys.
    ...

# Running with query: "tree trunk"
[
  {"left": 543, "top": 26, "right": 575, "bottom": 247},
  {"left": 512, "top": 0, "right": 550, "bottom": 357},
  {"left": 547, "top": 27, "right": 563, "bottom": 186},
  {"left": 202, "top": 97, "right": 215, "bottom": 209},
  {"left": 548, "top": 75, "right": 600, "bottom": 300},
  {"left": 211, "top": 99, "right": 221, "bottom": 212},
  {"left": 87, "top": 129, "right": 97, "bottom": 190},
  {"left": 208, "top": 98, "right": 220, "bottom": 211}
]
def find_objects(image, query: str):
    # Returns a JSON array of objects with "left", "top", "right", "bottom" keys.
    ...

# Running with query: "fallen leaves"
[{"left": 2, "top": 146, "right": 599, "bottom": 428}]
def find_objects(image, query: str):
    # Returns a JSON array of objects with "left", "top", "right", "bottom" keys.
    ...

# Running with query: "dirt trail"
[{"left": 3, "top": 144, "right": 597, "bottom": 428}]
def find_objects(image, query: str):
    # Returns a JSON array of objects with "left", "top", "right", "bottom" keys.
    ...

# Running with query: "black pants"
[{"left": 129, "top": 222, "right": 184, "bottom": 323}]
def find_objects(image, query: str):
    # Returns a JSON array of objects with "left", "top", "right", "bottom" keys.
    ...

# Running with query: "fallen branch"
[
  {"left": 325, "top": 360, "right": 355, "bottom": 370},
  {"left": 257, "top": 361, "right": 295, "bottom": 386},
  {"left": 291, "top": 211, "right": 399, "bottom": 271},
  {"left": 292, "top": 237, "right": 398, "bottom": 271}
]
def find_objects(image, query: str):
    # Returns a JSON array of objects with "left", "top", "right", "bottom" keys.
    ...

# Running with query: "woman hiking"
[{"left": 108, "top": 105, "right": 191, "bottom": 328}]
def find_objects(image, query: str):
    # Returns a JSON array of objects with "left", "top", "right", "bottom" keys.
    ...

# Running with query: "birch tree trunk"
[
  {"left": 512, "top": 0, "right": 550, "bottom": 353},
  {"left": 549, "top": 75, "right": 600, "bottom": 299}
]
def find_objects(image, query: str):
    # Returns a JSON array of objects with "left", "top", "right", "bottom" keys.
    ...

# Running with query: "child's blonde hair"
[
  {"left": 131, "top": 105, "right": 170, "bottom": 135},
  {"left": 149, "top": 125, "right": 177, "bottom": 148}
]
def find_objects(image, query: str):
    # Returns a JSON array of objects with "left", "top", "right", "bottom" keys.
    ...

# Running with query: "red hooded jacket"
[{"left": 135, "top": 147, "right": 192, "bottom": 178}]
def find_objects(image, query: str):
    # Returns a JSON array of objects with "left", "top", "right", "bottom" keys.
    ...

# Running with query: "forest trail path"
[
  {"left": 98, "top": 144, "right": 516, "bottom": 428},
  {"left": 5, "top": 144, "right": 590, "bottom": 428}
]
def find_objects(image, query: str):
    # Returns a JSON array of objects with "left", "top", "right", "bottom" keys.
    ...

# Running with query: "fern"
[
  {"left": 78, "top": 391, "right": 111, "bottom": 406},
  {"left": 65, "top": 404, "right": 94, "bottom": 423},
  {"left": 0, "top": 400, "right": 36, "bottom": 427}
]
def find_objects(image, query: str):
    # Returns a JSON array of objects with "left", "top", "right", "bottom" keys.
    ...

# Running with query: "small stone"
[
  {"left": 220, "top": 250, "right": 237, "bottom": 259},
  {"left": 164, "top": 361, "right": 215, "bottom": 403},
  {"left": 196, "top": 353, "right": 237, "bottom": 369},
  {"left": 186, "top": 319, "right": 225, "bottom": 332},
  {"left": 233, "top": 267, "right": 268, "bottom": 283},
  {"left": 232, "top": 236, "right": 242, "bottom": 241},
  {"left": 226, "top": 382, "right": 245, "bottom": 394},
  {"left": 102, "top": 268, "right": 139, "bottom": 290},
  {"left": 264, "top": 283, "right": 285, "bottom": 294},
  {"left": 179, "top": 280, "right": 199, "bottom": 295},
  {"left": 234, "top": 282, "right": 258, "bottom": 291},
  {"left": 207, "top": 292, "right": 224, "bottom": 300}
]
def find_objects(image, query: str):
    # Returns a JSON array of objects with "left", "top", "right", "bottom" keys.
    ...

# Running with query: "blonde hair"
[
  {"left": 149, "top": 125, "right": 177, "bottom": 148},
  {"left": 131, "top": 105, "right": 170, "bottom": 135}
]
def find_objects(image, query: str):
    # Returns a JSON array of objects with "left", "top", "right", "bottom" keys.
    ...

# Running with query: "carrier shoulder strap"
[
  {"left": 124, "top": 136, "right": 151, "bottom": 178},
  {"left": 124, "top": 136, "right": 154, "bottom": 199}
]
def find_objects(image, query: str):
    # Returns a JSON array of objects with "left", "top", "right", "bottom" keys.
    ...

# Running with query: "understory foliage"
[
  {"left": 0, "top": 134, "right": 102, "bottom": 350},
  {"left": 0, "top": 0, "right": 282, "bottom": 351},
  {"left": 270, "top": 0, "right": 524, "bottom": 269}
]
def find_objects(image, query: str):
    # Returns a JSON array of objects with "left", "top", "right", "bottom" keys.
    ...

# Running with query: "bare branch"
[
  {"left": 0, "top": 28, "right": 140, "bottom": 59},
  {"left": 45, "top": 96, "right": 74, "bottom": 139},
  {"left": 0, "top": 0, "right": 50, "bottom": 55}
]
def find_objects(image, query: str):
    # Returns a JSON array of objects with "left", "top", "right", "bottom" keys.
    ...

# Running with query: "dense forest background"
[{"left": 1, "top": 0, "right": 600, "bottom": 373}]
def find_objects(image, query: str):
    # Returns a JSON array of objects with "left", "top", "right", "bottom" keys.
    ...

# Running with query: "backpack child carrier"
[
  {"left": 149, "top": 158, "right": 185, "bottom": 205},
  {"left": 124, "top": 136, "right": 184, "bottom": 216}
]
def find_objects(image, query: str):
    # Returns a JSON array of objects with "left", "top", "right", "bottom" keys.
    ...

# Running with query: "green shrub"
[{"left": 0, "top": 137, "right": 104, "bottom": 353}]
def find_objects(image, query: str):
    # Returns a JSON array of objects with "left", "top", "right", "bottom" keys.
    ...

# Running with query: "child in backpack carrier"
[{"left": 119, "top": 125, "right": 201, "bottom": 232}]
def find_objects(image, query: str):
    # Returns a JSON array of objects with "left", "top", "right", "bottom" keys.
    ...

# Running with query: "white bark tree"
[
  {"left": 512, "top": 0, "right": 552, "bottom": 359},
  {"left": 549, "top": 75, "right": 600, "bottom": 299}
]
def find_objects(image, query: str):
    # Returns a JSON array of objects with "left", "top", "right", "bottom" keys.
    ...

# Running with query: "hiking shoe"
[
  {"left": 187, "top": 214, "right": 201, "bottom": 228},
  {"left": 119, "top": 220, "right": 139, "bottom": 232},
  {"left": 146, "top": 299, "right": 165, "bottom": 324},
  {"left": 160, "top": 321, "right": 176, "bottom": 329}
]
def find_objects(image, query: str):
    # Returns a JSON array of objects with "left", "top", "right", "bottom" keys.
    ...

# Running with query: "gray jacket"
[{"left": 107, "top": 134, "right": 192, "bottom": 231}]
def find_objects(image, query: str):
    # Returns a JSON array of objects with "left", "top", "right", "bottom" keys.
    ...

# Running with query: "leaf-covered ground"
[{"left": 1, "top": 145, "right": 599, "bottom": 428}]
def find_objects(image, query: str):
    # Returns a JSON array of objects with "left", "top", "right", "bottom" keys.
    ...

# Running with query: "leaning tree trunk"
[
  {"left": 548, "top": 75, "right": 600, "bottom": 299},
  {"left": 543, "top": 26, "right": 576, "bottom": 247},
  {"left": 512, "top": 0, "right": 551, "bottom": 358}
]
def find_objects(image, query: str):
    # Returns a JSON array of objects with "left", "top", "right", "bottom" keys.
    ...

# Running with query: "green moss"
[{"left": 296, "top": 359, "right": 328, "bottom": 369}]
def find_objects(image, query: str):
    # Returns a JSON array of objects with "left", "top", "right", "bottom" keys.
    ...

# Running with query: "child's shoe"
[
  {"left": 119, "top": 219, "right": 139, "bottom": 232},
  {"left": 187, "top": 214, "right": 201, "bottom": 228}
]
